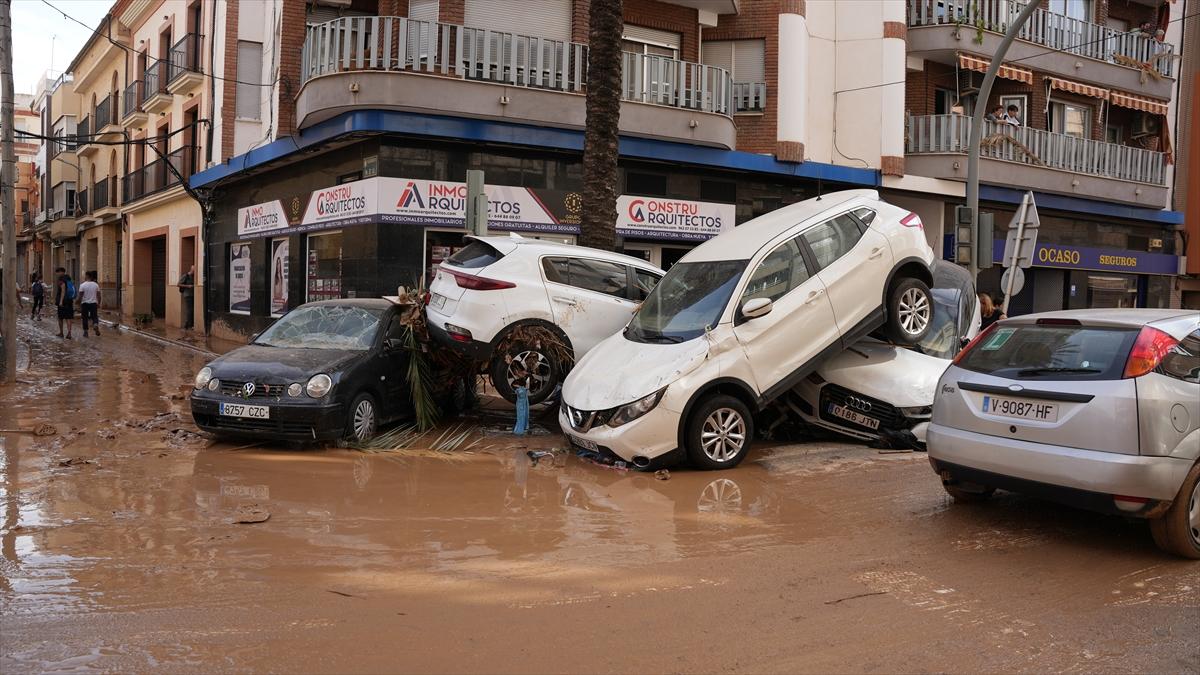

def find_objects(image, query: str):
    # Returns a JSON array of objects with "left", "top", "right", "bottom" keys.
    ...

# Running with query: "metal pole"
[
  {"left": 1, "top": 0, "right": 17, "bottom": 382},
  {"left": 966, "top": 0, "right": 1041, "bottom": 282},
  {"left": 1001, "top": 195, "right": 1029, "bottom": 316}
]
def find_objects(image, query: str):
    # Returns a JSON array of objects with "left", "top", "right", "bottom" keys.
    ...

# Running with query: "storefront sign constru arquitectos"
[{"left": 236, "top": 177, "right": 736, "bottom": 241}]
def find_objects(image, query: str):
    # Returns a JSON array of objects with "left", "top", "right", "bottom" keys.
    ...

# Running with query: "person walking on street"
[
  {"left": 179, "top": 265, "right": 195, "bottom": 331},
  {"left": 978, "top": 291, "right": 1006, "bottom": 330},
  {"left": 55, "top": 267, "right": 76, "bottom": 339},
  {"left": 79, "top": 271, "right": 101, "bottom": 337},
  {"left": 31, "top": 273, "right": 45, "bottom": 321}
]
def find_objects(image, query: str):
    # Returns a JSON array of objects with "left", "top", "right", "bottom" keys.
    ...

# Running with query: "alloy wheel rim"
[
  {"left": 700, "top": 408, "right": 746, "bottom": 462},
  {"left": 698, "top": 478, "right": 744, "bottom": 513},
  {"left": 506, "top": 350, "right": 553, "bottom": 394},
  {"left": 1189, "top": 480, "right": 1199, "bottom": 547},
  {"left": 898, "top": 288, "right": 931, "bottom": 336},
  {"left": 353, "top": 399, "right": 376, "bottom": 440}
]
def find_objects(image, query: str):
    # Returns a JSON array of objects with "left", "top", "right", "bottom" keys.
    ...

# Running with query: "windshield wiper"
[
  {"left": 644, "top": 334, "right": 685, "bottom": 344},
  {"left": 1017, "top": 367, "right": 1102, "bottom": 376}
]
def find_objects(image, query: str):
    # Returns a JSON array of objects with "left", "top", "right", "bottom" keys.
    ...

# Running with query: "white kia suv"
[
  {"left": 426, "top": 234, "right": 664, "bottom": 404},
  {"left": 928, "top": 309, "right": 1200, "bottom": 558},
  {"left": 560, "top": 190, "right": 937, "bottom": 470}
]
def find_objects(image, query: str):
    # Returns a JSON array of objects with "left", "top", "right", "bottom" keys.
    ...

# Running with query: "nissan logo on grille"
[{"left": 846, "top": 396, "right": 872, "bottom": 413}]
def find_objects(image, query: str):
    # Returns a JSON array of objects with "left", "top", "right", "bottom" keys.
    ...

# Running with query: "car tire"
[
  {"left": 345, "top": 392, "right": 379, "bottom": 442},
  {"left": 685, "top": 395, "right": 753, "bottom": 470},
  {"left": 884, "top": 277, "right": 934, "bottom": 345},
  {"left": 491, "top": 342, "right": 559, "bottom": 406},
  {"left": 1148, "top": 462, "right": 1200, "bottom": 559},
  {"left": 942, "top": 482, "right": 995, "bottom": 503}
]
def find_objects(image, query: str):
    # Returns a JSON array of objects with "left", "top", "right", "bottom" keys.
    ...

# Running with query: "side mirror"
[
  {"left": 384, "top": 337, "right": 405, "bottom": 351},
  {"left": 741, "top": 297, "right": 773, "bottom": 320}
]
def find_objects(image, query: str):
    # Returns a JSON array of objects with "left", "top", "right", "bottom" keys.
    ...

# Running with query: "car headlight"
[
  {"left": 288, "top": 383, "right": 303, "bottom": 397},
  {"left": 194, "top": 367, "right": 213, "bottom": 390},
  {"left": 208, "top": 378, "right": 220, "bottom": 391},
  {"left": 607, "top": 388, "right": 666, "bottom": 428},
  {"left": 306, "top": 373, "right": 333, "bottom": 398}
]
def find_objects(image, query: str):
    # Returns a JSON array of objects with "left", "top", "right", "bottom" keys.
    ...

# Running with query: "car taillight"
[
  {"left": 952, "top": 322, "right": 999, "bottom": 366},
  {"left": 900, "top": 212, "right": 923, "bottom": 229},
  {"left": 1123, "top": 326, "right": 1178, "bottom": 379},
  {"left": 443, "top": 268, "right": 515, "bottom": 291}
]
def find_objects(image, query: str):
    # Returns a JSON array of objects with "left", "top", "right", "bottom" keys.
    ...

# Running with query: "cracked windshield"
[{"left": 253, "top": 305, "right": 382, "bottom": 350}]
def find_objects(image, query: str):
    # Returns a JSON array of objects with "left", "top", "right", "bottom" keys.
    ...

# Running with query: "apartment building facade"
[
  {"left": 11, "top": 93, "right": 41, "bottom": 285},
  {"left": 33, "top": 74, "right": 82, "bottom": 285}
]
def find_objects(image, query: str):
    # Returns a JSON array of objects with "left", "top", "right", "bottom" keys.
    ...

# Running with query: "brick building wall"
[
  {"left": 220, "top": 0, "right": 240, "bottom": 161},
  {"left": 570, "top": 0, "right": 700, "bottom": 62},
  {"left": 277, "top": 0, "right": 308, "bottom": 138},
  {"left": 704, "top": 0, "right": 780, "bottom": 154}
]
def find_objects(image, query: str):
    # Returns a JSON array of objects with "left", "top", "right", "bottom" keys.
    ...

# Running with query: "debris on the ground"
[
  {"left": 230, "top": 505, "right": 270, "bottom": 524},
  {"left": 349, "top": 422, "right": 485, "bottom": 456},
  {"left": 655, "top": 469, "right": 671, "bottom": 481},
  {"left": 0, "top": 423, "right": 59, "bottom": 436},
  {"left": 575, "top": 447, "right": 629, "bottom": 471},
  {"left": 327, "top": 589, "right": 359, "bottom": 598},
  {"left": 97, "top": 428, "right": 116, "bottom": 440},
  {"left": 868, "top": 428, "right": 924, "bottom": 452},
  {"left": 526, "top": 449, "right": 565, "bottom": 467},
  {"left": 58, "top": 457, "right": 94, "bottom": 467}
]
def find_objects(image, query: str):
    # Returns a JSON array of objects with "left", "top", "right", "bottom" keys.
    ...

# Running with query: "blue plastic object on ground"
[{"left": 513, "top": 386, "right": 529, "bottom": 435}]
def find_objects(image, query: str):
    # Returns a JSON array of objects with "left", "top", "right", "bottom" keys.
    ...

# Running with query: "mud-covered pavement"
[{"left": 2, "top": 315, "right": 1198, "bottom": 674}]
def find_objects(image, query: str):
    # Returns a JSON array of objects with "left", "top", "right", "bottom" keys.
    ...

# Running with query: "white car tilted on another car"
[
  {"left": 425, "top": 235, "right": 664, "bottom": 404},
  {"left": 928, "top": 309, "right": 1200, "bottom": 558},
  {"left": 560, "top": 190, "right": 938, "bottom": 470}
]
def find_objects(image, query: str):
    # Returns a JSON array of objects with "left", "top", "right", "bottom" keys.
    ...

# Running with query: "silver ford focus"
[{"left": 927, "top": 309, "right": 1200, "bottom": 558}]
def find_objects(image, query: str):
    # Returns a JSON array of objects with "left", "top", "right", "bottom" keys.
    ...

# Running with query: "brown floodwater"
[{"left": 2, "top": 318, "right": 1197, "bottom": 673}]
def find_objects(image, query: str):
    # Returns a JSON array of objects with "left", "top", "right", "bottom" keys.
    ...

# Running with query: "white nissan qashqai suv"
[
  {"left": 425, "top": 234, "right": 664, "bottom": 404},
  {"left": 560, "top": 190, "right": 938, "bottom": 470}
]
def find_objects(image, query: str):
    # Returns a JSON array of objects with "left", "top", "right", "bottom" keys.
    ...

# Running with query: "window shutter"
[
  {"left": 701, "top": 41, "right": 733, "bottom": 72},
  {"left": 408, "top": 0, "right": 440, "bottom": 23},
  {"left": 733, "top": 40, "right": 765, "bottom": 83},
  {"left": 465, "top": 0, "right": 571, "bottom": 41},
  {"left": 622, "top": 24, "right": 681, "bottom": 49}
]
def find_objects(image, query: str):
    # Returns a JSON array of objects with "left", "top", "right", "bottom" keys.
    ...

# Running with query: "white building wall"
[{"left": 232, "top": 0, "right": 282, "bottom": 157}]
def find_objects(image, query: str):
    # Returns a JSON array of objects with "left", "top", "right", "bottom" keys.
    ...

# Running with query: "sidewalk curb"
[{"left": 100, "top": 319, "right": 218, "bottom": 358}]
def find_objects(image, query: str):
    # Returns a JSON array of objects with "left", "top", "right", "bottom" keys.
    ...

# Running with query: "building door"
[
  {"left": 150, "top": 237, "right": 167, "bottom": 318},
  {"left": 115, "top": 240, "right": 123, "bottom": 310}
]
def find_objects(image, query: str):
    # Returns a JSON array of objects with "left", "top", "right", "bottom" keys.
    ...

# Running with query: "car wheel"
[
  {"left": 686, "top": 395, "right": 753, "bottom": 470},
  {"left": 885, "top": 277, "right": 933, "bottom": 345},
  {"left": 346, "top": 393, "right": 379, "bottom": 442},
  {"left": 942, "top": 482, "right": 996, "bottom": 503},
  {"left": 491, "top": 344, "right": 558, "bottom": 405},
  {"left": 1149, "top": 462, "right": 1200, "bottom": 559}
]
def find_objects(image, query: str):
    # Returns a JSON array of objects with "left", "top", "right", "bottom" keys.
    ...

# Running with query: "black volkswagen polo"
[{"left": 190, "top": 299, "right": 416, "bottom": 442}]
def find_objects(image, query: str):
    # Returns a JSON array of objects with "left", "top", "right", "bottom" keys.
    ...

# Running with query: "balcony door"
[
  {"left": 622, "top": 25, "right": 682, "bottom": 105},
  {"left": 463, "top": 0, "right": 571, "bottom": 85}
]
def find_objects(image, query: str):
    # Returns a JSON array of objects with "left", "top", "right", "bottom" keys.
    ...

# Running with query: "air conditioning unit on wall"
[{"left": 1133, "top": 112, "right": 1161, "bottom": 137}]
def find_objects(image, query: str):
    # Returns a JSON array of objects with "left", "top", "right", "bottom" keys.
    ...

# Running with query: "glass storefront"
[
  {"left": 1086, "top": 273, "right": 1139, "bottom": 308},
  {"left": 307, "top": 231, "right": 343, "bottom": 302}
]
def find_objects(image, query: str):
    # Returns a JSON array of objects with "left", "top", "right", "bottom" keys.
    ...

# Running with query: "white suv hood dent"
[
  {"left": 817, "top": 340, "right": 949, "bottom": 408},
  {"left": 563, "top": 332, "right": 710, "bottom": 411}
]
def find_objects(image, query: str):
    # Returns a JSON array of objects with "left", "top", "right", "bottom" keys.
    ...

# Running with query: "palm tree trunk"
[{"left": 579, "top": 0, "right": 623, "bottom": 251}]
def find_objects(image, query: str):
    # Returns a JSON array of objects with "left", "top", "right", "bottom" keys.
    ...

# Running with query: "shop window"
[
  {"left": 1086, "top": 273, "right": 1137, "bottom": 308},
  {"left": 626, "top": 172, "right": 667, "bottom": 197},
  {"left": 426, "top": 230, "right": 468, "bottom": 285},
  {"left": 307, "top": 231, "right": 343, "bottom": 302},
  {"left": 700, "top": 179, "right": 736, "bottom": 203}
]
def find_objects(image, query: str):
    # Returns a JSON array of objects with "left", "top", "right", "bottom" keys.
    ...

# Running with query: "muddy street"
[{"left": 1, "top": 317, "right": 1197, "bottom": 674}]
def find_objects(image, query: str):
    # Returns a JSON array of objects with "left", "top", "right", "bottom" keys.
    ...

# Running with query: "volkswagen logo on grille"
[
  {"left": 242, "top": 382, "right": 256, "bottom": 398},
  {"left": 846, "top": 396, "right": 872, "bottom": 413}
]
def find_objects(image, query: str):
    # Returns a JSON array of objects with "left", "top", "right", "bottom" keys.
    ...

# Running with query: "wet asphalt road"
[{"left": 1, "top": 315, "right": 1198, "bottom": 673}]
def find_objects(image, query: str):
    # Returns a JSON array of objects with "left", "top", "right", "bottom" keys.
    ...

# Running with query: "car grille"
[
  {"left": 218, "top": 381, "right": 288, "bottom": 399},
  {"left": 562, "top": 403, "right": 612, "bottom": 433},
  {"left": 200, "top": 414, "right": 314, "bottom": 436},
  {"left": 819, "top": 383, "right": 908, "bottom": 432}
]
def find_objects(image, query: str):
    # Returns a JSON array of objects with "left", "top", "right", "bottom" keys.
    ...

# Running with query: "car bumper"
[
  {"left": 558, "top": 403, "right": 680, "bottom": 465},
  {"left": 426, "top": 318, "right": 493, "bottom": 363},
  {"left": 927, "top": 423, "right": 1192, "bottom": 505},
  {"left": 190, "top": 393, "right": 345, "bottom": 442}
]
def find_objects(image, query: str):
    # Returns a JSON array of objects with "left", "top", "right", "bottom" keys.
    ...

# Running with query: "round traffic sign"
[{"left": 1001, "top": 267, "right": 1026, "bottom": 296}]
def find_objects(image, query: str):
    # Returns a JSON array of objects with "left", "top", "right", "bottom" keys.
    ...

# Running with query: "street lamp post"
[{"left": 965, "top": 0, "right": 1041, "bottom": 281}]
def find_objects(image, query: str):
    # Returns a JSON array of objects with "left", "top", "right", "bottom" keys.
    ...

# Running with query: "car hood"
[
  {"left": 563, "top": 332, "right": 710, "bottom": 410},
  {"left": 207, "top": 345, "right": 367, "bottom": 382},
  {"left": 816, "top": 340, "right": 949, "bottom": 408}
]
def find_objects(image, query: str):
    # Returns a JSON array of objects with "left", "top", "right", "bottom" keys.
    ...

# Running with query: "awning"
[
  {"left": 957, "top": 53, "right": 1033, "bottom": 84},
  {"left": 1109, "top": 90, "right": 1170, "bottom": 116},
  {"left": 1047, "top": 77, "right": 1110, "bottom": 100}
]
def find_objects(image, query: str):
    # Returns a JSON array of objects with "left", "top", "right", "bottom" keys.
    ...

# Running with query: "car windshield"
[
  {"left": 626, "top": 261, "right": 747, "bottom": 343},
  {"left": 254, "top": 305, "right": 383, "bottom": 350},
  {"left": 914, "top": 288, "right": 963, "bottom": 359}
]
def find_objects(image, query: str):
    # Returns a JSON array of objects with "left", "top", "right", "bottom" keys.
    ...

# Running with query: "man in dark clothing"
[
  {"left": 179, "top": 265, "right": 195, "bottom": 330},
  {"left": 55, "top": 267, "right": 75, "bottom": 339},
  {"left": 30, "top": 273, "right": 45, "bottom": 321}
]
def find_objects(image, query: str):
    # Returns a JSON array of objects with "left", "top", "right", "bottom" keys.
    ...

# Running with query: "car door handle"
[
  {"left": 553, "top": 296, "right": 579, "bottom": 307},
  {"left": 803, "top": 289, "right": 826, "bottom": 305},
  {"left": 868, "top": 247, "right": 885, "bottom": 260}
]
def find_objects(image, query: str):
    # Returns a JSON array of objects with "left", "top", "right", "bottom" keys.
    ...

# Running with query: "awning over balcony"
[
  {"left": 957, "top": 52, "right": 1032, "bottom": 84},
  {"left": 1109, "top": 90, "right": 1169, "bottom": 116},
  {"left": 1047, "top": 77, "right": 1109, "bottom": 101}
]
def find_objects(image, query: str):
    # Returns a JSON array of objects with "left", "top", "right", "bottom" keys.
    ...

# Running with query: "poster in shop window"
[
  {"left": 229, "top": 242, "right": 252, "bottom": 314},
  {"left": 270, "top": 239, "right": 289, "bottom": 316}
]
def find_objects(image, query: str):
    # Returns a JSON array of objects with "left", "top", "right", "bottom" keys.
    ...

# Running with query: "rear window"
[
  {"left": 958, "top": 324, "right": 1138, "bottom": 381},
  {"left": 447, "top": 241, "right": 504, "bottom": 269}
]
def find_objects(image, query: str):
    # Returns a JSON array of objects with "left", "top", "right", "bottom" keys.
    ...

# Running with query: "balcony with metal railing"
[
  {"left": 167, "top": 33, "right": 204, "bottom": 94},
  {"left": 124, "top": 147, "right": 192, "bottom": 205},
  {"left": 75, "top": 115, "right": 92, "bottom": 155},
  {"left": 95, "top": 94, "right": 115, "bottom": 131},
  {"left": 142, "top": 61, "right": 172, "bottom": 114},
  {"left": 92, "top": 176, "right": 116, "bottom": 214},
  {"left": 298, "top": 16, "right": 737, "bottom": 149},
  {"left": 732, "top": 82, "right": 766, "bottom": 113},
  {"left": 122, "top": 80, "right": 148, "bottom": 128},
  {"left": 76, "top": 187, "right": 89, "bottom": 218},
  {"left": 907, "top": 0, "right": 1175, "bottom": 99},
  {"left": 905, "top": 114, "right": 1168, "bottom": 207}
]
